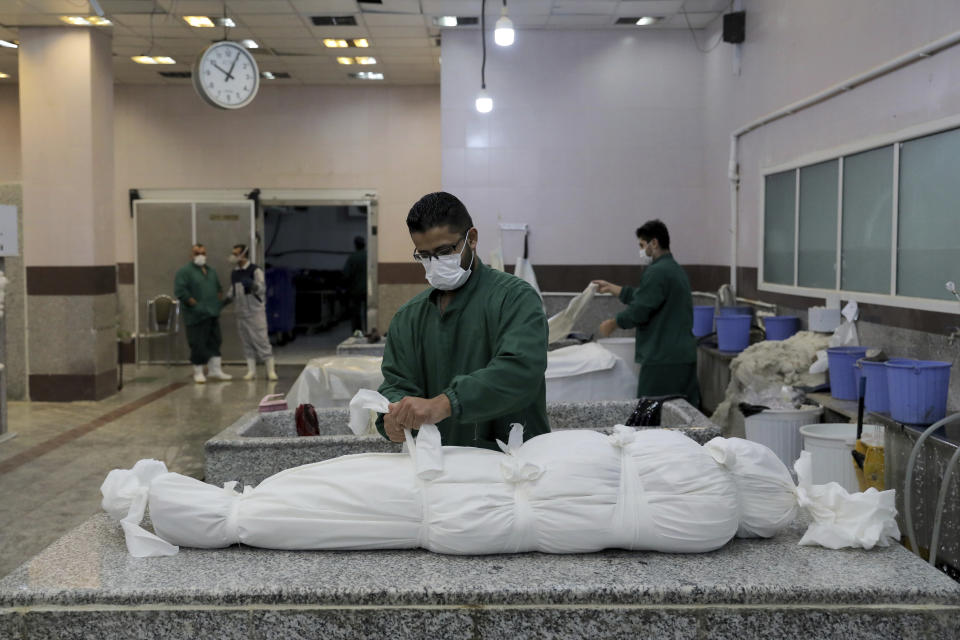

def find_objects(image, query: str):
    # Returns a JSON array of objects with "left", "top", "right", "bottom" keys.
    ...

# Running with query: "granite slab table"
[
  {"left": 204, "top": 399, "right": 719, "bottom": 487},
  {"left": 1, "top": 513, "right": 958, "bottom": 639}
]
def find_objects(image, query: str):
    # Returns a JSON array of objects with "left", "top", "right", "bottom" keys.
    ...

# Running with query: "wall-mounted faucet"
[
  {"left": 946, "top": 281, "right": 960, "bottom": 302},
  {"left": 948, "top": 327, "right": 960, "bottom": 346}
]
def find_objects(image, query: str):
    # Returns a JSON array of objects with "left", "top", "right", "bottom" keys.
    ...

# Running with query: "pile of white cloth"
[{"left": 102, "top": 391, "right": 899, "bottom": 558}]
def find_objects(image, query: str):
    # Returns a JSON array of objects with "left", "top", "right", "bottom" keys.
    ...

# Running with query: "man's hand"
[
  {"left": 382, "top": 412, "right": 406, "bottom": 443},
  {"left": 598, "top": 318, "right": 618, "bottom": 338},
  {"left": 387, "top": 395, "right": 452, "bottom": 435},
  {"left": 591, "top": 280, "right": 622, "bottom": 297}
]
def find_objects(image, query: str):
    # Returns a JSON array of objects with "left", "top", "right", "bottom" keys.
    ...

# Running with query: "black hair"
[
  {"left": 233, "top": 244, "right": 247, "bottom": 254},
  {"left": 406, "top": 192, "right": 473, "bottom": 234},
  {"left": 193, "top": 243, "right": 205, "bottom": 250},
  {"left": 354, "top": 236, "right": 366, "bottom": 250},
  {"left": 636, "top": 219, "right": 670, "bottom": 250}
]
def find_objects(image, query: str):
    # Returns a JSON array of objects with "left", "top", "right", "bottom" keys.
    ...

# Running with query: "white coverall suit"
[{"left": 228, "top": 262, "right": 277, "bottom": 380}]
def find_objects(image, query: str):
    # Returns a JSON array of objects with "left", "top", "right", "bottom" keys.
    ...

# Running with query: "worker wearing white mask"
[
  {"left": 174, "top": 244, "right": 232, "bottom": 383},
  {"left": 376, "top": 192, "right": 550, "bottom": 450},
  {"left": 226, "top": 244, "right": 277, "bottom": 381},
  {"left": 593, "top": 219, "right": 700, "bottom": 407}
]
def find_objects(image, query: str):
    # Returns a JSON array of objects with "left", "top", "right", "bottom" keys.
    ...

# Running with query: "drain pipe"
[{"left": 727, "top": 27, "right": 960, "bottom": 292}]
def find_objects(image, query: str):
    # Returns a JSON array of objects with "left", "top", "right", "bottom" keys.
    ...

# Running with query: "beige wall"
[
  {"left": 113, "top": 83, "right": 441, "bottom": 265},
  {"left": 0, "top": 86, "right": 19, "bottom": 183}
]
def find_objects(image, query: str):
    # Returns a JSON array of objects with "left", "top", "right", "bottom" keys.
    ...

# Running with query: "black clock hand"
[
  {"left": 212, "top": 62, "right": 233, "bottom": 80},
  {"left": 225, "top": 50, "right": 241, "bottom": 81}
]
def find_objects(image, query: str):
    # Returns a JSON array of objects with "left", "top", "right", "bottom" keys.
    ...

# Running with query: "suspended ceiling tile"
[
  {"left": 20, "top": 0, "right": 97, "bottom": 13},
  {"left": 226, "top": 0, "right": 297, "bottom": 14},
  {"left": 420, "top": 1, "right": 480, "bottom": 17},
  {"left": 156, "top": 0, "right": 226, "bottom": 13},
  {"left": 360, "top": 13, "right": 424, "bottom": 27},
  {"left": 239, "top": 14, "right": 309, "bottom": 28},
  {"left": 364, "top": 25, "right": 428, "bottom": 38},
  {"left": 244, "top": 25, "right": 314, "bottom": 37},
  {"left": 546, "top": 14, "right": 613, "bottom": 26},
  {"left": 290, "top": 0, "right": 360, "bottom": 12},
  {"left": 260, "top": 37, "right": 320, "bottom": 49},
  {"left": 662, "top": 11, "right": 721, "bottom": 29},
  {"left": 551, "top": 0, "right": 617, "bottom": 15},
  {"left": 680, "top": 0, "right": 731, "bottom": 11},
  {"left": 0, "top": 14, "right": 67, "bottom": 26},
  {"left": 371, "top": 37, "right": 434, "bottom": 48},
  {"left": 99, "top": 0, "right": 173, "bottom": 13},
  {"left": 304, "top": 25, "right": 370, "bottom": 37},
  {"left": 110, "top": 13, "right": 180, "bottom": 26},
  {"left": 501, "top": 0, "right": 553, "bottom": 16},
  {"left": 356, "top": 0, "right": 420, "bottom": 14},
  {"left": 614, "top": 0, "right": 684, "bottom": 16},
  {"left": 510, "top": 15, "right": 550, "bottom": 27}
]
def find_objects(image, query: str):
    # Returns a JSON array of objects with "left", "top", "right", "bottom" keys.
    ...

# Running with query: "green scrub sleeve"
[
  {"left": 376, "top": 324, "right": 426, "bottom": 439},
  {"left": 616, "top": 274, "right": 667, "bottom": 330},
  {"left": 443, "top": 286, "right": 548, "bottom": 423}
]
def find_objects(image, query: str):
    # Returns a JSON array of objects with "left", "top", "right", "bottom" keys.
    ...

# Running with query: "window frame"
[{"left": 758, "top": 112, "right": 960, "bottom": 314}]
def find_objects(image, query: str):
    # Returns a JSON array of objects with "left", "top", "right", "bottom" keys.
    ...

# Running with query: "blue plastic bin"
[
  {"left": 716, "top": 314, "right": 752, "bottom": 353},
  {"left": 265, "top": 267, "right": 295, "bottom": 334},
  {"left": 693, "top": 306, "right": 715, "bottom": 337},
  {"left": 717, "top": 305, "right": 753, "bottom": 318},
  {"left": 764, "top": 316, "right": 800, "bottom": 341},
  {"left": 827, "top": 346, "right": 869, "bottom": 400},
  {"left": 854, "top": 359, "right": 890, "bottom": 414},
  {"left": 886, "top": 359, "right": 953, "bottom": 425}
]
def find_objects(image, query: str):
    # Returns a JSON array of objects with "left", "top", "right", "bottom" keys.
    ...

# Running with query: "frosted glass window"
[
  {"left": 841, "top": 147, "right": 893, "bottom": 294},
  {"left": 898, "top": 128, "right": 960, "bottom": 300},
  {"left": 797, "top": 159, "right": 838, "bottom": 289},
  {"left": 763, "top": 170, "right": 796, "bottom": 285}
]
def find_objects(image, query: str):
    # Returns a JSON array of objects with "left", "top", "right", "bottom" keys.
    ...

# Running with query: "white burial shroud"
[{"left": 101, "top": 391, "right": 900, "bottom": 558}]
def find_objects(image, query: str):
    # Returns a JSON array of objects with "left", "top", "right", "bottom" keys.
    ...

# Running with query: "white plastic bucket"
[
  {"left": 744, "top": 405, "right": 823, "bottom": 470},
  {"left": 799, "top": 423, "right": 884, "bottom": 493}
]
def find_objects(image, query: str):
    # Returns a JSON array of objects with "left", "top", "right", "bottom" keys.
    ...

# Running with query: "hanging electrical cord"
[
  {"left": 474, "top": 0, "right": 493, "bottom": 112},
  {"left": 679, "top": 0, "right": 729, "bottom": 53},
  {"left": 222, "top": 0, "right": 228, "bottom": 42}
]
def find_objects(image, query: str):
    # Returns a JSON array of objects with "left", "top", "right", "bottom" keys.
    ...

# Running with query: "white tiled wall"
[{"left": 441, "top": 29, "right": 713, "bottom": 267}]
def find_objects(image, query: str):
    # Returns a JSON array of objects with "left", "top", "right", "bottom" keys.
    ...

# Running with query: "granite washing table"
[
  {"left": 1, "top": 512, "right": 958, "bottom": 639},
  {"left": 204, "top": 399, "right": 719, "bottom": 487}
]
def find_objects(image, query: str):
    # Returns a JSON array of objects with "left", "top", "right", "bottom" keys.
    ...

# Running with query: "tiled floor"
[{"left": 0, "top": 359, "right": 316, "bottom": 578}]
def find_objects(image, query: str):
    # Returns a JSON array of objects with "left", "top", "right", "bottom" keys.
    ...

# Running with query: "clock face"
[{"left": 193, "top": 41, "right": 260, "bottom": 110}]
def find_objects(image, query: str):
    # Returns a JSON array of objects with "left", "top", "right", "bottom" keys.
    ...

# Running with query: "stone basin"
[{"left": 204, "top": 398, "right": 719, "bottom": 487}]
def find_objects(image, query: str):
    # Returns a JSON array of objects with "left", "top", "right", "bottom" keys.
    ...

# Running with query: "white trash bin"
[
  {"left": 799, "top": 423, "right": 883, "bottom": 493},
  {"left": 744, "top": 405, "right": 823, "bottom": 471}
]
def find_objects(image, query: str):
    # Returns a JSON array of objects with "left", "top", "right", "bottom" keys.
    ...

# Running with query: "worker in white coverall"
[{"left": 226, "top": 244, "right": 278, "bottom": 381}]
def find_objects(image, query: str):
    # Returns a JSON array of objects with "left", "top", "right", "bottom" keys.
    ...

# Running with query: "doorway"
[{"left": 263, "top": 204, "right": 369, "bottom": 365}]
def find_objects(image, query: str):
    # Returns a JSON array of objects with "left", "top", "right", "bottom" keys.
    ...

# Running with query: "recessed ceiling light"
[
  {"left": 434, "top": 16, "right": 457, "bottom": 27},
  {"left": 636, "top": 16, "right": 660, "bottom": 26},
  {"left": 262, "top": 71, "right": 275, "bottom": 80},
  {"left": 355, "top": 56, "right": 376, "bottom": 65},
  {"left": 0, "top": 40, "right": 17, "bottom": 49},
  {"left": 131, "top": 55, "right": 176, "bottom": 64},
  {"left": 61, "top": 16, "right": 112, "bottom": 26},
  {"left": 241, "top": 39, "right": 259, "bottom": 49},
  {"left": 351, "top": 71, "right": 383, "bottom": 80},
  {"left": 183, "top": 16, "right": 216, "bottom": 28},
  {"left": 353, "top": 38, "right": 369, "bottom": 48},
  {"left": 324, "top": 38, "right": 349, "bottom": 48},
  {"left": 337, "top": 57, "right": 354, "bottom": 65},
  {"left": 0, "top": 72, "right": 9, "bottom": 79}
]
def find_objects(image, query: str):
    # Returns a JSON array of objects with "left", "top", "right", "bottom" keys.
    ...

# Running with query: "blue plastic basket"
[
  {"left": 855, "top": 359, "right": 890, "bottom": 414},
  {"left": 764, "top": 316, "right": 800, "bottom": 341},
  {"left": 717, "top": 305, "right": 753, "bottom": 318},
  {"left": 827, "top": 346, "right": 869, "bottom": 401},
  {"left": 716, "top": 314, "right": 752, "bottom": 353},
  {"left": 886, "top": 359, "right": 952, "bottom": 425},
  {"left": 693, "top": 305, "right": 715, "bottom": 337}
]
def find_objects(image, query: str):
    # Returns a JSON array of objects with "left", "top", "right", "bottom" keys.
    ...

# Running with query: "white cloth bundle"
[
  {"left": 547, "top": 283, "right": 597, "bottom": 344},
  {"left": 102, "top": 392, "right": 899, "bottom": 558}
]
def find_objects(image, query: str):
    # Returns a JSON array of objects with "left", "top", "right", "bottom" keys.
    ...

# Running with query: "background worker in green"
[
  {"left": 377, "top": 192, "right": 550, "bottom": 450},
  {"left": 342, "top": 235, "right": 367, "bottom": 333},
  {"left": 593, "top": 219, "right": 701, "bottom": 407},
  {"left": 174, "top": 243, "right": 233, "bottom": 384}
]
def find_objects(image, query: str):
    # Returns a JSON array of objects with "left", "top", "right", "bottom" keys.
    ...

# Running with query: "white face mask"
[
  {"left": 228, "top": 254, "right": 240, "bottom": 265},
  {"left": 638, "top": 247, "right": 652, "bottom": 266},
  {"left": 423, "top": 241, "right": 472, "bottom": 291},
  {"left": 193, "top": 254, "right": 207, "bottom": 267}
]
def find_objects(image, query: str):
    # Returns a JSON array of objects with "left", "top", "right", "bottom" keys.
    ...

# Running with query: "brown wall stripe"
[
  {"left": 30, "top": 370, "right": 118, "bottom": 402},
  {"left": 117, "top": 262, "right": 135, "bottom": 285},
  {"left": 379, "top": 261, "right": 956, "bottom": 336},
  {"left": 26, "top": 265, "right": 117, "bottom": 295}
]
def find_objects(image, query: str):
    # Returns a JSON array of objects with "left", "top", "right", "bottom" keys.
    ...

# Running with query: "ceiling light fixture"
[
  {"left": 241, "top": 39, "right": 259, "bottom": 49},
  {"left": 0, "top": 72, "right": 9, "bottom": 79},
  {"left": 61, "top": 16, "right": 111, "bottom": 26},
  {"left": 353, "top": 38, "right": 369, "bottom": 48},
  {"left": 475, "top": 0, "right": 492, "bottom": 113},
  {"left": 218, "top": 17, "right": 236, "bottom": 28},
  {"left": 324, "top": 38, "right": 349, "bottom": 48},
  {"left": 355, "top": 56, "right": 376, "bottom": 65},
  {"left": 0, "top": 40, "right": 17, "bottom": 49},
  {"left": 636, "top": 17, "right": 660, "bottom": 26},
  {"left": 494, "top": 0, "right": 514, "bottom": 47},
  {"left": 351, "top": 71, "right": 384, "bottom": 80},
  {"left": 261, "top": 71, "right": 275, "bottom": 79},
  {"left": 183, "top": 16, "right": 216, "bottom": 28},
  {"left": 132, "top": 55, "right": 176, "bottom": 64},
  {"left": 337, "top": 57, "right": 355, "bottom": 65},
  {"left": 153, "top": 56, "right": 176, "bottom": 64},
  {"left": 436, "top": 16, "right": 457, "bottom": 27}
]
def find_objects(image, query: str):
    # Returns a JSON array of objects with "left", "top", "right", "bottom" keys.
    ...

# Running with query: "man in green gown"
[
  {"left": 174, "top": 244, "right": 232, "bottom": 384},
  {"left": 377, "top": 192, "right": 550, "bottom": 450},
  {"left": 594, "top": 219, "right": 701, "bottom": 407}
]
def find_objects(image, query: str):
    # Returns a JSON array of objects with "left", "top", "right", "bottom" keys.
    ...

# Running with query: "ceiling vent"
[{"left": 311, "top": 15, "right": 358, "bottom": 26}]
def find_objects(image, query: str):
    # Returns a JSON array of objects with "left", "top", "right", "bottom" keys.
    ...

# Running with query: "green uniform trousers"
[
  {"left": 637, "top": 362, "right": 701, "bottom": 409},
  {"left": 185, "top": 318, "right": 222, "bottom": 365}
]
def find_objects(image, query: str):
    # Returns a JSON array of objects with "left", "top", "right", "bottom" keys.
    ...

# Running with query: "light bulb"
[
  {"left": 494, "top": 14, "right": 515, "bottom": 46},
  {"left": 475, "top": 89, "right": 493, "bottom": 113}
]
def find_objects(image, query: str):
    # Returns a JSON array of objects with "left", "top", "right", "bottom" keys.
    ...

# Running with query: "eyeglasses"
[{"left": 413, "top": 235, "right": 466, "bottom": 263}]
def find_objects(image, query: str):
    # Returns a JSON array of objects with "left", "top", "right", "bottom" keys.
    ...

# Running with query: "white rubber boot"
[
  {"left": 207, "top": 356, "right": 233, "bottom": 381},
  {"left": 193, "top": 365, "right": 206, "bottom": 384},
  {"left": 266, "top": 357, "right": 279, "bottom": 381},
  {"left": 243, "top": 358, "right": 257, "bottom": 381}
]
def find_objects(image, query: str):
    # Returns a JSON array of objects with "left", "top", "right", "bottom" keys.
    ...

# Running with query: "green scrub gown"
[
  {"left": 377, "top": 260, "right": 550, "bottom": 450},
  {"left": 615, "top": 253, "right": 701, "bottom": 407},
  {"left": 174, "top": 262, "right": 224, "bottom": 365}
]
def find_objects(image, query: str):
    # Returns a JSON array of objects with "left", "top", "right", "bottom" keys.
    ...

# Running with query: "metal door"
[{"left": 134, "top": 200, "right": 255, "bottom": 363}]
